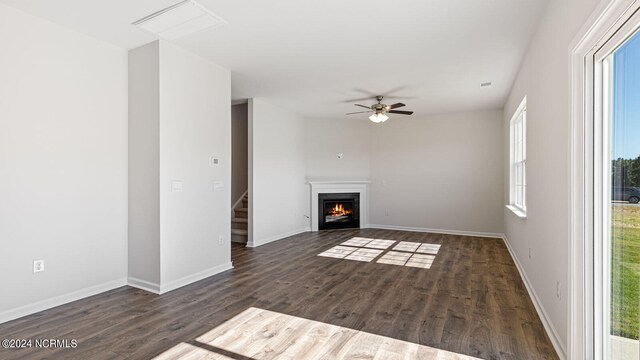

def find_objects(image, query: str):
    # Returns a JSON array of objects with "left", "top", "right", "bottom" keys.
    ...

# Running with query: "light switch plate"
[
  {"left": 33, "top": 260, "right": 44, "bottom": 273},
  {"left": 209, "top": 156, "right": 220, "bottom": 167},
  {"left": 171, "top": 180, "right": 183, "bottom": 192},
  {"left": 213, "top": 181, "right": 224, "bottom": 191}
]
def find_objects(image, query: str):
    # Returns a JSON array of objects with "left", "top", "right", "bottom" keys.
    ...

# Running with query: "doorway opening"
[{"left": 231, "top": 102, "right": 249, "bottom": 253}]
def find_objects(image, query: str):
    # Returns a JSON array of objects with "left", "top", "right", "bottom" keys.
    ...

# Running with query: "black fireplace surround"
[{"left": 318, "top": 193, "right": 360, "bottom": 230}]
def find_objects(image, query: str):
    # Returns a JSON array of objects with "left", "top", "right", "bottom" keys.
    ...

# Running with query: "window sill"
[{"left": 506, "top": 205, "right": 527, "bottom": 219}]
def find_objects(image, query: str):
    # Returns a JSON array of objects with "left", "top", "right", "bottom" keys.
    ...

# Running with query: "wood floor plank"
[{"left": 0, "top": 229, "right": 558, "bottom": 360}]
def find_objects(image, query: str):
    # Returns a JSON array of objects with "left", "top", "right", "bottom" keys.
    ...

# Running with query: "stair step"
[
  {"left": 233, "top": 224, "right": 248, "bottom": 231},
  {"left": 232, "top": 195, "right": 249, "bottom": 236},
  {"left": 234, "top": 208, "right": 248, "bottom": 218},
  {"left": 231, "top": 233, "right": 247, "bottom": 244},
  {"left": 232, "top": 220, "right": 247, "bottom": 230}
]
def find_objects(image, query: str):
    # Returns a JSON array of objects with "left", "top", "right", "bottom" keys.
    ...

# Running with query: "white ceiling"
[{"left": 1, "top": 0, "right": 549, "bottom": 119}]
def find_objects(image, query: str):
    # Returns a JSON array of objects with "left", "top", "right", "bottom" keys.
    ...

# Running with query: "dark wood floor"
[{"left": 0, "top": 229, "right": 558, "bottom": 359}]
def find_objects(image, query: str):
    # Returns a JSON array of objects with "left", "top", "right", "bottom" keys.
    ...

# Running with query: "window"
[
  {"left": 508, "top": 97, "right": 527, "bottom": 217},
  {"left": 598, "top": 24, "right": 640, "bottom": 360},
  {"left": 571, "top": 2, "right": 640, "bottom": 358}
]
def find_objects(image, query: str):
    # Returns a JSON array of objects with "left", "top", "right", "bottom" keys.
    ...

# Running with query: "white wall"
[
  {"left": 502, "top": 0, "right": 601, "bottom": 356},
  {"left": 0, "top": 3, "right": 128, "bottom": 321},
  {"left": 250, "top": 99, "right": 308, "bottom": 247},
  {"left": 305, "top": 110, "right": 504, "bottom": 236},
  {"left": 129, "top": 41, "right": 232, "bottom": 292},
  {"left": 370, "top": 110, "right": 503, "bottom": 235},
  {"left": 159, "top": 41, "right": 232, "bottom": 288},
  {"left": 231, "top": 103, "right": 248, "bottom": 204},
  {"left": 305, "top": 119, "right": 372, "bottom": 180},
  {"left": 128, "top": 42, "right": 160, "bottom": 286}
]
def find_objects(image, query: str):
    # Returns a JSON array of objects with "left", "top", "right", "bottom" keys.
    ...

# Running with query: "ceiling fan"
[{"left": 346, "top": 96, "right": 414, "bottom": 123}]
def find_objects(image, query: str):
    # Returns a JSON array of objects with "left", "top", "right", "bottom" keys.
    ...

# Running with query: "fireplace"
[
  {"left": 318, "top": 193, "right": 360, "bottom": 230},
  {"left": 309, "top": 180, "right": 370, "bottom": 231}
]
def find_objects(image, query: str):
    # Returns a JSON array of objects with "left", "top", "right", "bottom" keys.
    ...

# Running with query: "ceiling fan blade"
[
  {"left": 388, "top": 110, "right": 414, "bottom": 115},
  {"left": 346, "top": 111, "right": 371, "bottom": 115},
  {"left": 354, "top": 104, "right": 371, "bottom": 110},
  {"left": 388, "top": 103, "right": 406, "bottom": 109}
]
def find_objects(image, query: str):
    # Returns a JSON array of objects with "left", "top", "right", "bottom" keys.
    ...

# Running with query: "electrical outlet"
[
  {"left": 556, "top": 281, "right": 561, "bottom": 299},
  {"left": 385, "top": 209, "right": 390, "bottom": 216},
  {"left": 528, "top": 248, "right": 531, "bottom": 259},
  {"left": 33, "top": 260, "right": 44, "bottom": 273},
  {"left": 218, "top": 235, "right": 224, "bottom": 245}
]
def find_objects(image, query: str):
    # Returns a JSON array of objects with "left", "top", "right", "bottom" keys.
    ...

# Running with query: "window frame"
[
  {"left": 507, "top": 97, "right": 527, "bottom": 218},
  {"left": 593, "top": 13, "right": 640, "bottom": 360},
  {"left": 570, "top": 1, "right": 640, "bottom": 359}
]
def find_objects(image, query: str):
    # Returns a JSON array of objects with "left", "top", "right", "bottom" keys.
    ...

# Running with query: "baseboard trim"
[
  {"left": 0, "top": 262, "right": 237, "bottom": 325},
  {"left": 248, "top": 227, "right": 311, "bottom": 248},
  {"left": 0, "top": 278, "right": 127, "bottom": 325},
  {"left": 159, "top": 262, "right": 234, "bottom": 294},
  {"left": 127, "top": 277, "right": 161, "bottom": 294},
  {"left": 501, "top": 235, "right": 566, "bottom": 360},
  {"left": 369, "top": 224, "right": 503, "bottom": 239}
]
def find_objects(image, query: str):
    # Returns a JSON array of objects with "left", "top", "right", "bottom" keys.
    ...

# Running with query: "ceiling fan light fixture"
[
  {"left": 369, "top": 113, "right": 389, "bottom": 123},
  {"left": 347, "top": 96, "right": 412, "bottom": 122}
]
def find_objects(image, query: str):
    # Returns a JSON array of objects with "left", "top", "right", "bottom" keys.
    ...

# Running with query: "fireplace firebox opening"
[{"left": 318, "top": 193, "right": 360, "bottom": 230}]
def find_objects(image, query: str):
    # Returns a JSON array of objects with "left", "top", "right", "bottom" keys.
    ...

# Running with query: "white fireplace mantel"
[{"left": 308, "top": 180, "right": 371, "bottom": 232}]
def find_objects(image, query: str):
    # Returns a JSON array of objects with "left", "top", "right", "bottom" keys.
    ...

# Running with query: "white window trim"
[
  {"left": 593, "top": 13, "right": 640, "bottom": 360},
  {"left": 507, "top": 97, "right": 527, "bottom": 218},
  {"left": 570, "top": 1, "right": 640, "bottom": 359},
  {"left": 506, "top": 204, "right": 527, "bottom": 218}
]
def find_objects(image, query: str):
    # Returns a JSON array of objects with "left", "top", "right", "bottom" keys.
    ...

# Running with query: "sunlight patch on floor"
[
  {"left": 363, "top": 239, "right": 397, "bottom": 249},
  {"left": 339, "top": 237, "right": 396, "bottom": 249},
  {"left": 405, "top": 253, "right": 436, "bottom": 268},
  {"left": 416, "top": 243, "right": 441, "bottom": 254},
  {"left": 153, "top": 307, "right": 482, "bottom": 360},
  {"left": 392, "top": 241, "right": 421, "bottom": 252},
  {"left": 377, "top": 251, "right": 435, "bottom": 268},
  {"left": 317, "top": 245, "right": 358, "bottom": 259},
  {"left": 340, "top": 237, "right": 373, "bottom": 247},
  {"left": 155, "top": 343, "right": 234, "bottom": 359},
  {"left": 377, "top": 250, "right": 412, "bottom": 265},
  {"left": 344, "top": 248, "right": 383, "bottom": 262},
  {"left": 318, "top": 237, "right": 441, "bottom": 269}
]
